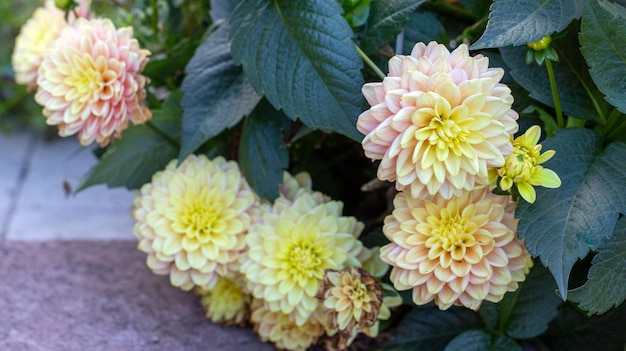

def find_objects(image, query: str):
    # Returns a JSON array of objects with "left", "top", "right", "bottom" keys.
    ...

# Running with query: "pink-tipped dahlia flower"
[
  {"left": 132, "top": 155, "right": 257, "bottom": 291},
  {"left": 357, "top": 41, "right": 519, "bottom": 199},
  {"left": 380, "top": 188, "right": 531, "bottom": 310},
  {"left": 241, "top": 191, "right": 365, "bottom": 326},
  {"left": 35, "top": 17, "right": 151, "bottom": 147}
]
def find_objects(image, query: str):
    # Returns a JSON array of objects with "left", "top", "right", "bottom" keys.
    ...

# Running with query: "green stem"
[
  {"left": 455, "top": 15, "right": 488, "bottom": 44},
  {"left": 545, "top": 59, "right": 564, "bottom": 129},
  {"left": 356, "top": 45, "right": 385, "bottom": 80},
  {"left": 151, "top": 0, "right": 159, "bottom": 42}
]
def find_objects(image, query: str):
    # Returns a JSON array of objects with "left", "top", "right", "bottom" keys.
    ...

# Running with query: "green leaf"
[
  {"left": 568, "top": 216, "right": 626, "bottom": 315},
  {"left": 230, "top": 0, "right": 363, "bottom": 141},
  {"left": 580, "top": 0, "right": 626, "bottom": 113},
  {"left": 500, "top": 41, "right": 602, "bottom": 121},
  {"left": 543, "top": 302, "right": 626, "bottom": 350},
  {"left": 360, "top": 0, "right": 426, "bottom": 55},
  {"left": 471, "top": 0, "right": 581, "bottom": 49},
  {"left": 402, "top": 11, "right": 449, "bottom": 55},
  {"left": 238, "top": 101, "right": 289, "bottom": 201},
  {"left": 76, "top": 110, "right": 180, "bottom": 191},
  {"left": 443, "top": 330, "right": 492, "bottom": 351},
  {"left": 516, "top": 129, "right": 626, "bottom": 299},
  {"left": 382, "top": 306, "right": 482, "bottom": 350},
  {"left": 501, "top": 264, "right": 562, "bottom": 339},
  {"left": 180, "top": 23, "right": 261, "bottom": 160},
  {"left": 209, "top": 0, "right": 239, "bottom": 23},
  {"left": 443, "top": 330, "right": 522, "bottom": 351}
]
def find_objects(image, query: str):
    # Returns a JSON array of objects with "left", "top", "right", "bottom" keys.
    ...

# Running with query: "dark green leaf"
[
  {"left": 230, "top": 0, "right": 363, "bottom": 141},
  {"left": 443, "top": 330, "right": 491, "bottom": 351},
  {"left": 491, "top": 336, "right": 522, "bottom": 351},
  {"left": 502, "top": 264, "right": 562, "bottom": 339},
  {"left": 180, "top": 23, "right": 261, "bottom": 160},
  {"left": 402, "top": 11, "right": 449, "bottom": 55},
  {"left": 516, "top": 129, "right": 626, "bottom": 299},
  {"left": 500, "top": 42, "right": 601, "bottom": 121},
  {"left": 568, "top": 216, "right": 626, "bottom": 315},
  {"left": 478, "top": 302, "right": 499, "bottom": 332},
  {"left": 76, "top": 110, "right": 180, "bottom": 191},
  {"left": 580, "top": 0, "right": 626, "bottom": 113},
  {"left": 360, "top": 0, "right": 426, "bottom": 54},
  {"left": 459, "top": 0, "right": 493, "bottom": 18},
  {"left": 471, "top": 0, "right": 580, "bottom": 49},
  {"left": 383, "top": 306, "right": 482, "bottom": 350},
  {"left": 543, "top": 302, "right": 626, "bottom": 350},
  {"left": 238, "top": 101, "right": 289, "bottom": 201}
]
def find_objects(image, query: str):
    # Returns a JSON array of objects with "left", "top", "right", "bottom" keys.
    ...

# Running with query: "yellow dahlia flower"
[
  {"left": 494, "top": 125, "right": 561, "bottom": 203},
  {"left": 241, "top": 192, "right": 365, "bottom": 326},
  {"left": 12, "top": 1, "right": 68, "bottom": 88},
  {"left": 318, "top": 267, "right": 382, "bottom": 349},
  {"left": 357, "top": 41, "right": 519, "bottom": 199},
  {"left": 132, "top": 155, "right": 256, "bottom": 291},
  {"left": 380, "top": 188, "right": 531, "bottom": 310},
  {"left": 35, "top": 17, "right": 151, "bottom": 147},
  {"left": 251, "top": 299, "right": 325, "bottom": 351},
  {"left": 195, "top": 275, "right": 251, "bottom": 326}
]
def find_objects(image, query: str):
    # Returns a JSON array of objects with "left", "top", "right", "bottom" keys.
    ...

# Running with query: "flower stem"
[
  {"left": 356, "top": 45, "right": 385, "bottom": 80},
  {"left": 544, "top": 59, "right": 564, "bottom": 129}
]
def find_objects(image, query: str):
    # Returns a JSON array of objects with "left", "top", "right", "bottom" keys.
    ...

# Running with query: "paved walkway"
[{"left": 0, "top": 128, "right": 273, "bottom": 350}]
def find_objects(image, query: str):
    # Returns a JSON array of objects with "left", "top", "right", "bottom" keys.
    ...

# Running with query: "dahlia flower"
[
  {"left": 493, "top": 125, "right": 561, "bottom": 203},
  {"left": 195, "top": 275, "right": 251, "bottom": 325},
  {"left": 35, "top": 17, "right": 151, "bottom": 147},
  {"left": 11, "top": 1, "right": 72, "bottom": 88},
  {"left": 132, "top": 155, "right": 256, "bottom": 291},
  {"left": 357, "top": 41, "right": 519, "bottom": 199},
  {"left": 241, "top": 192, "right": 365, "bottom": 326},
  {"left": 380, "top": 188, "right": 531, "bottom": 310},
  {"left": 251, "top": 299, "right": 325, "bottom": 351},
  {"left": 278, "top": 170, "right": 329, "bottom": 206},
  {"left": 318, "top": 267, "right": 382, "bottom": 349}
]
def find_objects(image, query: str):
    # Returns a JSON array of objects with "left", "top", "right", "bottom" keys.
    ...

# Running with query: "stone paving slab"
[
  {"left": 1, "top": 131, "right": 136, "bottom": 241},
  {"left": 0, "top": 241, "right": 274, "bottom": 351}
]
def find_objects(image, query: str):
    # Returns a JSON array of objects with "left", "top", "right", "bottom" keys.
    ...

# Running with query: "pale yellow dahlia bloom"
[
  {"left": 380, "top": 188, "right": 531, "bottom": 310},
  {"left": 278, "top": 170, "right": 329, "bottom": 205},
  {"left": 12, "top": 1, "right": 68, "bottom": 88},
  {"left": 318, "top": 267, "right": 382, "bottom": 349},
  {"left": 241, "top": 192, "right": 365, "bottom": 326},
  {"left": 195, "top": 275, "right": 251, "bottom": 326},
  {"left": 35, "top": 17, "right": 151, "bottom": 147},
  {"left": 357, "top": 41, "right": 519, "bottom": 199},
  {"left": 132, "top": 155, "right": 256, "bottom": 291},
  {"left": 251, "top": 299, "right": 325, "bottom": 351},
  {"left": 493, "top": 125, "right": 561, "bottom": 203}
]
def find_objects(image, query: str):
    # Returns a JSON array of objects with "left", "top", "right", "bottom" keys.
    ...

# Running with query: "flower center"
[
  {"left": 181, "top": 200, "right": 222, "bottom": 242},
  {"left": 66, "top": 55, "right": 105, "bottom": 103},
  {"left": 288, "top": 242, "right": 322, "bottom": 276},
  {"left": 343, "top": 280, "right": 371, "bottom": 308}
]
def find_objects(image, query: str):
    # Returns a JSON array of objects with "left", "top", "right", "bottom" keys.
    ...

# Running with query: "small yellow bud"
[
  {"left": 55, "top": 0, "right": 72, "bottom": 10},
  {"left": 527, "top": 35, "right": 552, "bottom": 51}
]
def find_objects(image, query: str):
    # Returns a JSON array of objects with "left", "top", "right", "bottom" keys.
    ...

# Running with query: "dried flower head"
[
  {"left": 35, "top": 17, "right": 151, "bottom": 146},
  {"left": 317, "top": 267, "right": 382, "bottom": 349},
  {"left": 132, "top": 155, "right": 256, "bottom": 291},
  {"left": 251, "top": 299, "right": 325, "bottom": 351},
  {"left": 241, "top": 192, "right": 365, "bottom": 326},
  {"left": 380, "top": 188, "right": 531, "bottom": 310},
  {"left": 195, "top": 275, "right": 251, "bottom": 326},
  {"left": 493, "top": 125, "right": 561, "bottom": 203},
  {"left": 357, "top": 41, "right": 518, "bottom": 199}
]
